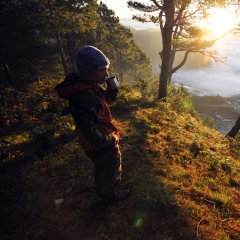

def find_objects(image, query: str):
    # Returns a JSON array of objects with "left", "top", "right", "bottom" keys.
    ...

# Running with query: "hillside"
[{"left": 1, "top": 81, "right": 240, "bottom": 239}]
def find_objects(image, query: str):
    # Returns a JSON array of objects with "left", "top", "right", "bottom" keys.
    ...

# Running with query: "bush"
[
  {"left": 0, "top": 79, "right": 75, "bottom": 162},
  {"left": 167, "top": 84, "right": 196, "bottom": 115},
  {"left": 201, "top": 115, "right": 216, "bottom": 130}
]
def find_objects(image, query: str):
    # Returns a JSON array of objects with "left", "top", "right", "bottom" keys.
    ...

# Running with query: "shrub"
[
  {"left": 201, "top": 115, "right": 216, "bottom": 130},
  {"left": 167, "top": 84, "right": 196, "bottom": 115}
]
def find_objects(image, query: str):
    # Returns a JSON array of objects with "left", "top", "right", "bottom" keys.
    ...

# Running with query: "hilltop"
[{"left": 1, "top": 80, "right": 240, "bottom": 239}]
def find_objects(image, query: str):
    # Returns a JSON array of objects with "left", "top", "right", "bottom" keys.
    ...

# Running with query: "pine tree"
[{"left": 97, "top": 2, "right": 152, "bottom": 82}]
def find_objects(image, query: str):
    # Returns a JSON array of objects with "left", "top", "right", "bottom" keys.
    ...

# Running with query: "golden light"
[{"left": 205, "top": 8, "right": 235, "bottom": 38}]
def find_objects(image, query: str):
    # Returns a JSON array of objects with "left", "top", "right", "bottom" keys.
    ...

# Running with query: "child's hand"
[{"left": 112, "top": 132, "right": 119, "bottom": 144}]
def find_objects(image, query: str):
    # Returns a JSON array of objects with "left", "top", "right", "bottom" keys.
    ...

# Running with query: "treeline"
[{"left": 0, "top": 0, "right": 153, "bottom": 87}]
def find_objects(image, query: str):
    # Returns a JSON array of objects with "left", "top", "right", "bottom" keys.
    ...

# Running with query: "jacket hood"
[{"left": 54, "top": 72, "right": 95, "bottom": 100}]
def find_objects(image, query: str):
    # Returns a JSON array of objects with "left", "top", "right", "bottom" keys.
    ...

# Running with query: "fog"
[{"left": 173, "top": 34, "right": 240, "bottom": 97}]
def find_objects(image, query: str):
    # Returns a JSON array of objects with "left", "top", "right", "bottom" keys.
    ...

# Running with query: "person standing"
[{"left": 54, "top": 46, "right": 129, "bottom": 204}]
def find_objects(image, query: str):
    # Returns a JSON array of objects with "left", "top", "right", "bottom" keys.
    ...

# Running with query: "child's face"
[{"left": 88, "top": 66, "right": 109, "bottom": 85}]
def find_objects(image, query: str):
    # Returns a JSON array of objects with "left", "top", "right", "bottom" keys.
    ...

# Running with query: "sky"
[
  {"left": 98, "top": 0, "right": 159, "bottom": 29},
  {"left": 98, "top": 0, "right": 240, "bottom": 97},
  {"left": 98, "top": 0, "right": 133, "bottom": 19}
]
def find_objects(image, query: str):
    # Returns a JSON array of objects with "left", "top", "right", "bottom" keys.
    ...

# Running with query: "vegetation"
[
  {"left": 1, "top": 1, "right": 240, "bottom": 239},
  {"left": 1, "top": 80, "right": 240, "bottom": 240},
  {"left": 127, "top": 0, "right": 240, "bottom": 99},
  {"left": 0, "top": 0, "right": 152, "bottom": 86}
]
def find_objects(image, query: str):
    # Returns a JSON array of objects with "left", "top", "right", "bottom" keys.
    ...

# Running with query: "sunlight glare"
[{"left": 205, "top": 8, "right": 235, "bottom": 37}]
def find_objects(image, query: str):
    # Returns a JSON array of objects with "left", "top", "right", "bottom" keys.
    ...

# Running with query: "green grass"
[{"left": 1, "top": 81, "right": 240, "bottom": 239}]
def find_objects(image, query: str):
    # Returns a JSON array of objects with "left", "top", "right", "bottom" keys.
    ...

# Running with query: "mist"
[{"left": 173, "top": 34, "right": 240, "bottom": 97}]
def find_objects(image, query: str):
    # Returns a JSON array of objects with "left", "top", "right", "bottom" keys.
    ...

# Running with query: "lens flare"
[
  {"left": 205, "top": 8, "right": 235, "bottom": 38},
  {"left": 134, "top": 218, "right": 143, "bottom": 227}
]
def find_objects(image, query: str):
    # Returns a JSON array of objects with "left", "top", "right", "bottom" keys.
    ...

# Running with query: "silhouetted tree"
[{"left": 227, "top": 115, "right": 240, "bottom": 138}]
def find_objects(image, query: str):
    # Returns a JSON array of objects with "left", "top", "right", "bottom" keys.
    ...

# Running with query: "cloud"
[{"left": 173, "top": 34, "right": 240, "bottom": 97}]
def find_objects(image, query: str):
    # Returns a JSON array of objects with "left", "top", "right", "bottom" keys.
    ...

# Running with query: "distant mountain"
[
  {"left": 121, "top": 19, "right": 211, "bottom": 74},
  {"left": 120, "top": 18, "right": 159, "bottom": 30}
]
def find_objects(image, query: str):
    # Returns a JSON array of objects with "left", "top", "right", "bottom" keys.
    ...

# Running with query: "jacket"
[{"left": 54, "top": 72, "right": 119, "bottom": 158}]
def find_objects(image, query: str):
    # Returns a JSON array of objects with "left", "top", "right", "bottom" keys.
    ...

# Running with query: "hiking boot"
[{"left": 96, "top": 190, "right": 129, "bottom": 205}]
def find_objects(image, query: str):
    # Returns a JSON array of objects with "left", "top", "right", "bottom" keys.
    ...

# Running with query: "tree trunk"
[
  {"left": 120, "top": 52, "right": 123, "bottom": 82},
  {"left": 66, "top": 32, "right": 75, "bottom": 72},
  {"left": 116, "top": 49, "right": 120, "bottom": 80},
  {"left": 56, "top": 31, "right": 68, "bottom": 76},
  {"left": 168, "top": 50, "right": 176, "bottom": 84},
  {"left": 158, "top": 0, "right": 174, "bottom": 100},
  {"left": 36, "top": 69, "right": 42, "bottom": 81},
  {"left": 0, "top": 50, "right": 13, "bottom": 84},
  {"left": 226, "top": 115, "right": 240, "bottom": 138}
]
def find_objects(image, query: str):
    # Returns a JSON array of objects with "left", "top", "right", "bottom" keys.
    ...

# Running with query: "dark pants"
[{"left": 91, "top": 145, "right": 122, "bottom": 200}]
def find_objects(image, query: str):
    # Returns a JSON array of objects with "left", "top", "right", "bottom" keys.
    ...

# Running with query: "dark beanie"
[{"left": 76, "top": 45, "right": 110, "bottom": 75}]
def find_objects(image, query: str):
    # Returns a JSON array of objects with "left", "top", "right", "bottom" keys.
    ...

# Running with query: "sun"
[{"left": 205, "top": 8, "right": 235, "bottom": 38}]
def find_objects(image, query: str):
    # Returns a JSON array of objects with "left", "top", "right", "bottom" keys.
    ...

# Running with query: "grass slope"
[{"left": 1, "top": 81, "right": 240, "bottom": 240}]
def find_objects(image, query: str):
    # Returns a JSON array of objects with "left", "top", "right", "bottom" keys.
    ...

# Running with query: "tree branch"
[
  {"left": 159, "top": 10, "right": 164, "bottom": 33},
  {"left": 171, "top": 50, "right": 190, "bottom": 73},
  {"left": 127, "top": 1, "right": 159, "bottom": 12},
  {"left": 174, "top": 3, "right": 186, "bottom": 23},
  {"left": 150, "top": 0, "right": 164, "bottom": 10},
  {"left": 209, "top": 27, "right": 240, "bottom": 43},
  {"left": 180, "top": 6, "right": 209, "bottom": 21},
  {"left": 172, "top": 31, "right": 192, "bottom": 39},
  {"left": 171, "top": 48, "right": 228, "bottom": 74}
]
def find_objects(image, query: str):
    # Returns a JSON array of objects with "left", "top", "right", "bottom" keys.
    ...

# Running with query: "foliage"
[
  {"left": 191, "top": 95, "right": 228, "bottom": 106},
  {"left": 132, "top": 77, "right": 150, "bottom": 99},
  {"left": 201, "top": 115, "right": 217, "bottom": 130},
  {"left": 133, "top": 77, "right": 148, "bottom": 92},
  {"left": 167, "top": 84, "right": 196, "bottom": 115},
  {"left": 0, "top": 79, "right": 74, "bottom": 161},
  {"left": 235, "top": 132, "right": 240, "bottom": 141},
  {"left": 0, "top": 0, "right": 152, "bottom": 87}
]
